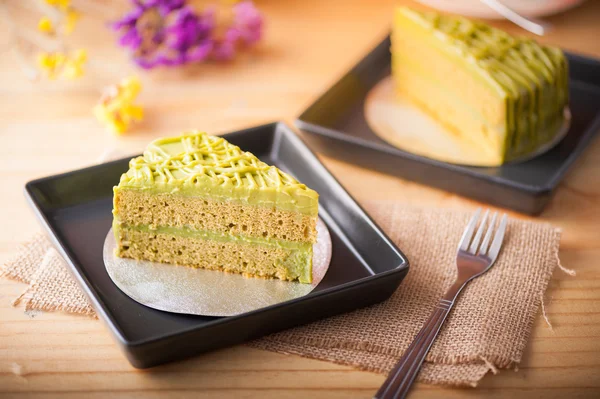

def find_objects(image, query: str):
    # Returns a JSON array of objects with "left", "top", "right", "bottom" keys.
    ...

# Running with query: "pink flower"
[
  {"left": 231, "top": 0, "right": 263, "bottom": 46},
  {"left": 113, "top": 0, "right": 263, "bottom": 68}
]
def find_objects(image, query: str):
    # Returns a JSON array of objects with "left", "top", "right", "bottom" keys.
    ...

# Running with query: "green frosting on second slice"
[{"left": 115, "top": 132, "right": 319, "bottom": 216}]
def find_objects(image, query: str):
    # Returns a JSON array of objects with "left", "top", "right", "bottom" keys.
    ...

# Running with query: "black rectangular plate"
[
  {"left": 297, "top": 36, "right": 600, "bottom": 215},
  {"left": 25, "top": 122, "right": 409, "bottom": 368}
]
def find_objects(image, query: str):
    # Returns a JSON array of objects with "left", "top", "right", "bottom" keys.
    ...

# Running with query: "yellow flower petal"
[
  {"left": 95, "top": 76, "right": 144, "bottom": 135},
  {"left": 111, "top": 117, "right": 128, "bottom": 135},
  {"left": 37, "top": 50, "right": 86, "bottom": 80},
  {"left": 61, "top": 63, "right": 82, "bottom": 79},
  {"left": 63, "top": 9, "right": 80, "bottom": 34},
  {"left": 37, "top": 52, "right": 66, "bottom": 79},
  {"left": 38, "top": 17, "right": 54, "bottom": 34},
  {"left": 122, "top": 77, "right": 142, "bottom": 96},
  {"left": 122, "top": 105, "right": 144, "bottom": 122},
  {"left": 37, "top": 53, "right": 51, "bottom": 68},
  {"left": 44, "top": 0, "right": 70, "bottom": 11},
  {"left": 73, "top": 49, "right": 88, "bottom": 65},
  {"left": 94, "top": 106, "right": 114, "bottom": 125},
  {"left": 59, "top": 0, "right": 71, "bottom": 10},
  {"left": 61, "top": 49, "right": 87, "bottom": 79}
]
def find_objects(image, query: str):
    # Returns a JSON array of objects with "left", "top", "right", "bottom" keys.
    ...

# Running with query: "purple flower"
[
  {"left": 231, "top": 0, "right": 263, "bottom": 46},
  {"left": 113, "top": 2, "right": 170, "bottom": 58},
  {"left": 138, "top": 0, "right": 185, "bottom": 15},
  {"left": 113, "top": 0, "right": 263, "bottom": 69},
  {"left": 212, "top": 39, "right": 236, "bottom": 61},
  {"left": 113, "top": 8, "right": 145, "bottom": 49},
  {"left": 211, "top": 1, "right": 263, "bottom": 61},
  {"left": 165, "top": 6, "right": 212, "bottom": 53},
  {"left": 186, "top": 41, "right": 213, "bottom": 62},
  {"left": 141, "top": 6, "right": 213, "bottom": 67}
]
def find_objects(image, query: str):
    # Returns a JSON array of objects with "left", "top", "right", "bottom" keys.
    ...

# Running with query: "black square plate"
[
  {"left": 25, "top": 122, "right": 409, "bottom": 368},
  {"left": 296, "top": 36, "right": 600, "bottom": 215}
]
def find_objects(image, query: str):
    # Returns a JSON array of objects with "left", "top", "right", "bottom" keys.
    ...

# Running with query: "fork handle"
[{"left": 373, "top": 298, "right": 455, "bottom": 399}]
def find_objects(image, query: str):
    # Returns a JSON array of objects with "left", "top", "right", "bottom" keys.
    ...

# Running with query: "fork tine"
[
  {"left": 488, "top": 214, "right": 508, "bottom": 261},
  {"left": 479, "top": 212, "right": 498, "bottom": 255},
  {"left": 468, "top": 209, "right": 489, "bottom": 254},
  {"left": 459, "top": 208, "right": 481, "bottom": 251}
]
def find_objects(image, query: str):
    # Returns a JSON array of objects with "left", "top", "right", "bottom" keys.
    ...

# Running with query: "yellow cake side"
[
  {"left": 392, "top": 8, "right": 508, "bottom": 164},
  {"left": 392, "top": 7, "right": 569, "bottom": 164}
]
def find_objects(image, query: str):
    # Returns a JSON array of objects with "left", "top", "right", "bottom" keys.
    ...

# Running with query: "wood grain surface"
[{"left": 1, "top": 0, "right": 599, "bottom": 397}]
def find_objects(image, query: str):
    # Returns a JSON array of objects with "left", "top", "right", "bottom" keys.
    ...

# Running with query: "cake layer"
[
  {"left": 392, "top": 7, "right": 569, "bottom": 163},
  {"left": 114, "top": 222, "right": 313, "bottom": 251},
  {"left": 392, "top": 15, "right": 507, "bottom": 126},
  {"left": 115, "top": 227, "right": 313, "bottom": 283},
  {"left": 393, "top": 60, "right": 502, "bottom": 162},
  {"left": 114, "top": 189, "right": 317, "bottom": 243},
  {"left": 392, "top": 52, "right": 566, "bottom": 161},
  {"left": 115, "top": 133, "right": 319, "bottom": 216}
]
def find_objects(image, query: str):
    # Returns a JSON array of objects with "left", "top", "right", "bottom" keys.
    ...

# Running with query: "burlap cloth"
[{"left": 1, "top": 202, "right": 563, "bottom": 387}]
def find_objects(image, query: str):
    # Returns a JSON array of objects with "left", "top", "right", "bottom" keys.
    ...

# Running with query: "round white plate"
[
  {"left": 416, "top": 0, "right": 585, "bottom": 19},
  {"left": 103, "top": 218, "right": 332, "bottom": 317},
  {"left": 365, "top": 76, "right": 570, "bottom": 167}
]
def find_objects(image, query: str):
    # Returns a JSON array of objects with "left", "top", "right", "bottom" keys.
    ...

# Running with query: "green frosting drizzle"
[
  {"left": 115, "top": 132, "right": 319, "bottom": 215},
  {"left": 397, "top": 8, "right": 569, "bottom": 161}
]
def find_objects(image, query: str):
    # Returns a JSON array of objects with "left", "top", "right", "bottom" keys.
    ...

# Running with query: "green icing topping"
[
  {"left": 115, "top": 132, "right": 319, "bottom": 215},
  {"left": 396, "top": 8, "right": 569, "bottom": 161}
]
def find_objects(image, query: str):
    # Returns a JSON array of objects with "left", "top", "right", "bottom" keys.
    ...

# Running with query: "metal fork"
[{"left": 374, "top": 208, "right": 508, "bottom": 399}]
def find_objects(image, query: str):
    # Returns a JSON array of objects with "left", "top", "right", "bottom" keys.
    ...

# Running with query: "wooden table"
[{"left": 2, "top": 0, "right": 599, "bottom": 397}]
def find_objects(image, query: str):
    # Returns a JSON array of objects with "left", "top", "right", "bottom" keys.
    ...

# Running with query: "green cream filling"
[
  {"left": 114, "top": 221, "right": 313, "bottom": 283},
  {"left": 278, "top": 249, "right": 312, "bottom": 284},
  {"left": 113, "top": 220, "right": 313, "bottom": 251}
]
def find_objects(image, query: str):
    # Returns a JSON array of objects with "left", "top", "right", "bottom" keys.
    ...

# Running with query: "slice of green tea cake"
[{"left": 112, "top": 131, "right": 319, "bottom": 283}]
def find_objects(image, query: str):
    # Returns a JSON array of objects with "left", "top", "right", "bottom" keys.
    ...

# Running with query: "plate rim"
[{"left": 296, "top": 34, "right": 600, "bottom": 197}]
